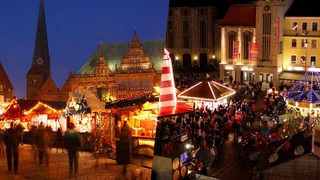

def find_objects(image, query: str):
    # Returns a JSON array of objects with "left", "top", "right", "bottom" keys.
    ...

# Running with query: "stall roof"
[
  {"left": 158, "top": 101, "right": 193, "bottom": 118},
  {"left": 17, "top": 99, "right": 66, "bottom": 111},
  {"left": 178, "top": 80, "right": 236, "bottom": 102},
  {"left": 83, "top": 90, "right": 105, "bottom": 112}
]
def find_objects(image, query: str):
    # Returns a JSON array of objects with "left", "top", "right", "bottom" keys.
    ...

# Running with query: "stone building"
[
  {"left": 219, "top": 0, "right": 295, "bottom": 89},
  {"left": 0, "top": 62, "right": 14, "bottom": 104},
  {"left": 26, "top": 0, "right": 163, "bottom": 103}
]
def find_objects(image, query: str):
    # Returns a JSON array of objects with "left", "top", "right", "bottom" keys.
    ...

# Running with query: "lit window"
[
  {"left": 291, "top": 55, "right": 297, "bottom": 64},
  {"left": 291, "top": 39, "right": 297, "bottom": 48}
]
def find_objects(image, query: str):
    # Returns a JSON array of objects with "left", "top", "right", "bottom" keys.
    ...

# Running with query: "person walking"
[
  {"left": 118, "top": 120, "right": 132, "bottom": 174},
  {"left": 35, "top": 122, "right": 50, "bottom": 166},
  {"left": 0, "top": 127, "right": 5, "bottom": 156},
  {"left": 56, "top": 127, "right": 63, "bottom": 153},
  {"left": 29, "top": 125, "right": 38, "bottom": 161},
  {"left": 3, "top": 122, "right": 20, "bottom": 174},
  {"left": 64, "top": 122, "right": 83, "bottom": 176}
]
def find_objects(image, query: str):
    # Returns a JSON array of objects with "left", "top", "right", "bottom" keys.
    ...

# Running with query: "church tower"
[{"left": 26, "top": 0, "right": 51, "bottom": 100}]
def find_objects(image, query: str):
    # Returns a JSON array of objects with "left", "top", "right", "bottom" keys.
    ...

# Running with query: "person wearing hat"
[{"left": 3, "top": 122, "right": 20, "bottom": 174}]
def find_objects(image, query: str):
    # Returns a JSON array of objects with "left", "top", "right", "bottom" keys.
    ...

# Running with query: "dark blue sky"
[{"left": 0, "top": 0, "right": 169, "bottom": 99}]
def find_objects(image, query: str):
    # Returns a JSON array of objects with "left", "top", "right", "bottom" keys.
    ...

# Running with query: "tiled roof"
[
  {"left": 17, "top": 99, "right": 66, "bottom": 111},
  {"left": 285, "top": 0, "right": 320, "bottom": 17},
  {"left": 219, "top": 4, "right": 256, "bottom": 26},
  {"left": 0, "top": 62, "right": 13, "bottom": 89}
]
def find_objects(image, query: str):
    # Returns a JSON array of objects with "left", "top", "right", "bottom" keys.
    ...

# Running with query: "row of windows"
[
  {"left": 291, "top": 39, "right": 317, "bottom": 49},
  {"left": 290, "top": 55, "right": 316, "bottom": 65},
  {"left": 118, "top": 79, "right": 152, "bottom": 91},
  {"left": 291, "top": 22, "right": 318, "bottom": 32},
  {"left": 168, "top": 8, "right": 208, "bottom": 17}
]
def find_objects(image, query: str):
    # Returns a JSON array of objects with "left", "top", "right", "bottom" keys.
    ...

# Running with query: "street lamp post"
[{"left": 304, "top": 39, "right": 308, "bottom": 71}]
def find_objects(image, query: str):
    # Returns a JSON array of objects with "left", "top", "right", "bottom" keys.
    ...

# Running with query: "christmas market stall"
[
  {"left": 105, "top": 90, "right": 158, "bottom": 157},
  {"left": 65, "top": 90, "right": 108, "bottom": 133},
  {"left": 2, "top": 97, "right": 66, "bottom": 132}
]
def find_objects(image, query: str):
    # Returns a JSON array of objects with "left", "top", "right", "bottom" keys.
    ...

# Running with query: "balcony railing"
[{"left": 284, "top": 30, "right": 320, "bottom": 37}]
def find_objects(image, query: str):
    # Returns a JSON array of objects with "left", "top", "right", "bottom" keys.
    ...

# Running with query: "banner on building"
[
  {"left": 233, "top": 41, "right": 239, "bottom": 59},
  {"left": 249, "top": 42, "right": 259, "bottom": 61}
]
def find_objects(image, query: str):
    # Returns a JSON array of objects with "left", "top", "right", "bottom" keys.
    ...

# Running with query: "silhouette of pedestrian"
[
  {"left": 29, "top": 125, "right": 38, "bottom": 160},
  {"left": 56, "top": 127, "right": 63, "bottom": 153},
  {"left": 118, "top": 120, "right": 132, "bottom": 174},
  {"left": 35, "top": 122, "right": 50, "bottom": 166},
  {"left": 0, "top": 127, "right": 5, "bottom": 156},
  {"left": 64, "top": 122, "right": 83, "bottom": 176},
  {"left": 3, "top": 122, "right": 20, "bottom": 174}
]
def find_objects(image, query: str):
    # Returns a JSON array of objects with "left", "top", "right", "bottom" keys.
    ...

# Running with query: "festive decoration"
[
  {"left": 158, "top": 49, "right": 193, "bottom": 117},
  {"left": 284, "top": 68, "right": 320, "bottom": 117},
  {"left": 178, "top": 80, "right": 236, "bottom": 102}
]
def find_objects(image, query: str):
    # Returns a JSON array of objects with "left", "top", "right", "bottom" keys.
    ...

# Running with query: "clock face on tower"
[{"left": 37, "top": 58, "right": 44, "bottom": 65}]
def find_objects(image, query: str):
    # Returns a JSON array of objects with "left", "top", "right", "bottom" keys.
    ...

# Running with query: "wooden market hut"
[{"left": 3, "top": 98, "right": 66, "bottom": 124}]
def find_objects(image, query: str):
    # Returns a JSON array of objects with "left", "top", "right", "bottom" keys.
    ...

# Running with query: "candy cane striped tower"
[{"left": 159, "top": 49, "right": 177, "bottom": 114}]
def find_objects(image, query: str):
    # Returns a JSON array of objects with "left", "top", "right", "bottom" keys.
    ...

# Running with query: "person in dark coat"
[
  {"left": 119, "top": 120, "right": 132, "bottom": 174},
  {"left": 3, "top": 122, "right": 20, "bottom": 174},
  {"left": 56, "top": 127, "right": 63, "bottom": 153},
  {"left": 35, "top": 122, "right": 50, "bottom": 166},
  {"left": 64, "top": 123, "right": 83, "bottom": 176}
]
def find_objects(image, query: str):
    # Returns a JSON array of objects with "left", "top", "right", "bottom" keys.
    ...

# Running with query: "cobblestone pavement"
[{"left": 0, "top": 145, "right": 152, "bottom": 180}]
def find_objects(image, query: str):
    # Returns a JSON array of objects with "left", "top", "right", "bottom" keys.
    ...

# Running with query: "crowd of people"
[
  {"left": 1, "top": 121, "right": 83, "bottom": 177},
  {"left": 155, "top": 79, "right": 300, "bottom": 176}
]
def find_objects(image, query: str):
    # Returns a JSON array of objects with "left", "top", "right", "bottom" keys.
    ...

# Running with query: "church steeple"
[
  {"left": 26, "top": 0, "right": 53, "bottom": 100},
  {"left": 32, "top": 0, "right": 50, "bottom": 74}
]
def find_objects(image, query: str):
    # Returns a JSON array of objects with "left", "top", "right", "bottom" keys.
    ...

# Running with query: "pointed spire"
[
  {"left": 130, "top": 28, "right": 141, "bottom": 48},
  {"left": 159, "top": 48, "right": 177, "bottom": 112},
  {"left": 32, "top": 0, "right": 50, "bottom": 73}
]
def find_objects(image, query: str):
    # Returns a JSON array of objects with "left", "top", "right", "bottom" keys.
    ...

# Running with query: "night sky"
[{"left": 0, "top": 0, "right": 169, "bottom": 99}]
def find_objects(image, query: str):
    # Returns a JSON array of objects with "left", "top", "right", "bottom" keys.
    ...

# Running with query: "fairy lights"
[{"left": 285, "top": 68, "right": 320, "bottom": 116}]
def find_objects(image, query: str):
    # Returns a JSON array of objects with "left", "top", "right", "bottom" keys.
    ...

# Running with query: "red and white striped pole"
[{"left": 159, "top": 49, "right": 177, "bottom": 113}]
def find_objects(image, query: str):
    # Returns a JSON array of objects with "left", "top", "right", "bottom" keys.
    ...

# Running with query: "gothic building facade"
[{"left": 26, "top": 0, "right": 162, "bottom": 103}]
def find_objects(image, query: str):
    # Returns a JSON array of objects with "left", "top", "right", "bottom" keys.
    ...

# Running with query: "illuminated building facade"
[
  {"left": 219, "top": 0, "right": 294, "bottom": 89},
  {"left": 26, "top": 0, "right": 163, "bottom": 103},
  {"left": 280, "top": 0, "right": 320, "bottom": 86}
]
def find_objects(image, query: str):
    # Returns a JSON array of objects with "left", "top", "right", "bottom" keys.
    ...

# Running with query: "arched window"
[
  {"left": 243, "top": 31, "right": 252, "bottom": 59},
  {"left": 228, "top": 31, "right": 237, "bottom": 59}
]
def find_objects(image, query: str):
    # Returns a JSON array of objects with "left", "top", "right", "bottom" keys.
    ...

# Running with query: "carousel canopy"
[
  {"left": 285, "top": 69, "right": 320, "bottom": 103},
  {"left": 177, "top": 80, "right": 236, "bottom": 102}
]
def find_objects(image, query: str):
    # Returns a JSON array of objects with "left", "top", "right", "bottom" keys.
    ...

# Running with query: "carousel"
[
  {"left": 177, "top": 80, "right": 236, "bottom": 111},
  {"left": 284, "top": 68, "right": 320, "bottom": 118},
  {"left": 284, "top": 67, "right": 320, "bottom": 158}
]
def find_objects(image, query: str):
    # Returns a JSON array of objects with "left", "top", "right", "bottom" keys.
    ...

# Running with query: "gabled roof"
[
  {"left": 0, "top": 62, "right": 13, "bottom": 89},
  {"left": 39, "top": 75, "right": 59, "bottom": 91},
  {"left": 285, "top": 0, "right": 320, "bottom": 17},
  {"left": 178, "top": 80, "right": 236, "bottom": 102},
  {"left": 78, "top": 39, "right": 164, "bottom": 75},
  {"left": 219, "top": 4, "right": 256, "bottom": 27},
  {"left": 3, "top": 98, "right": 66, "bottom": 120},
  {"left": 17, "top": 99, "right": 66, "bottom": 111}
]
